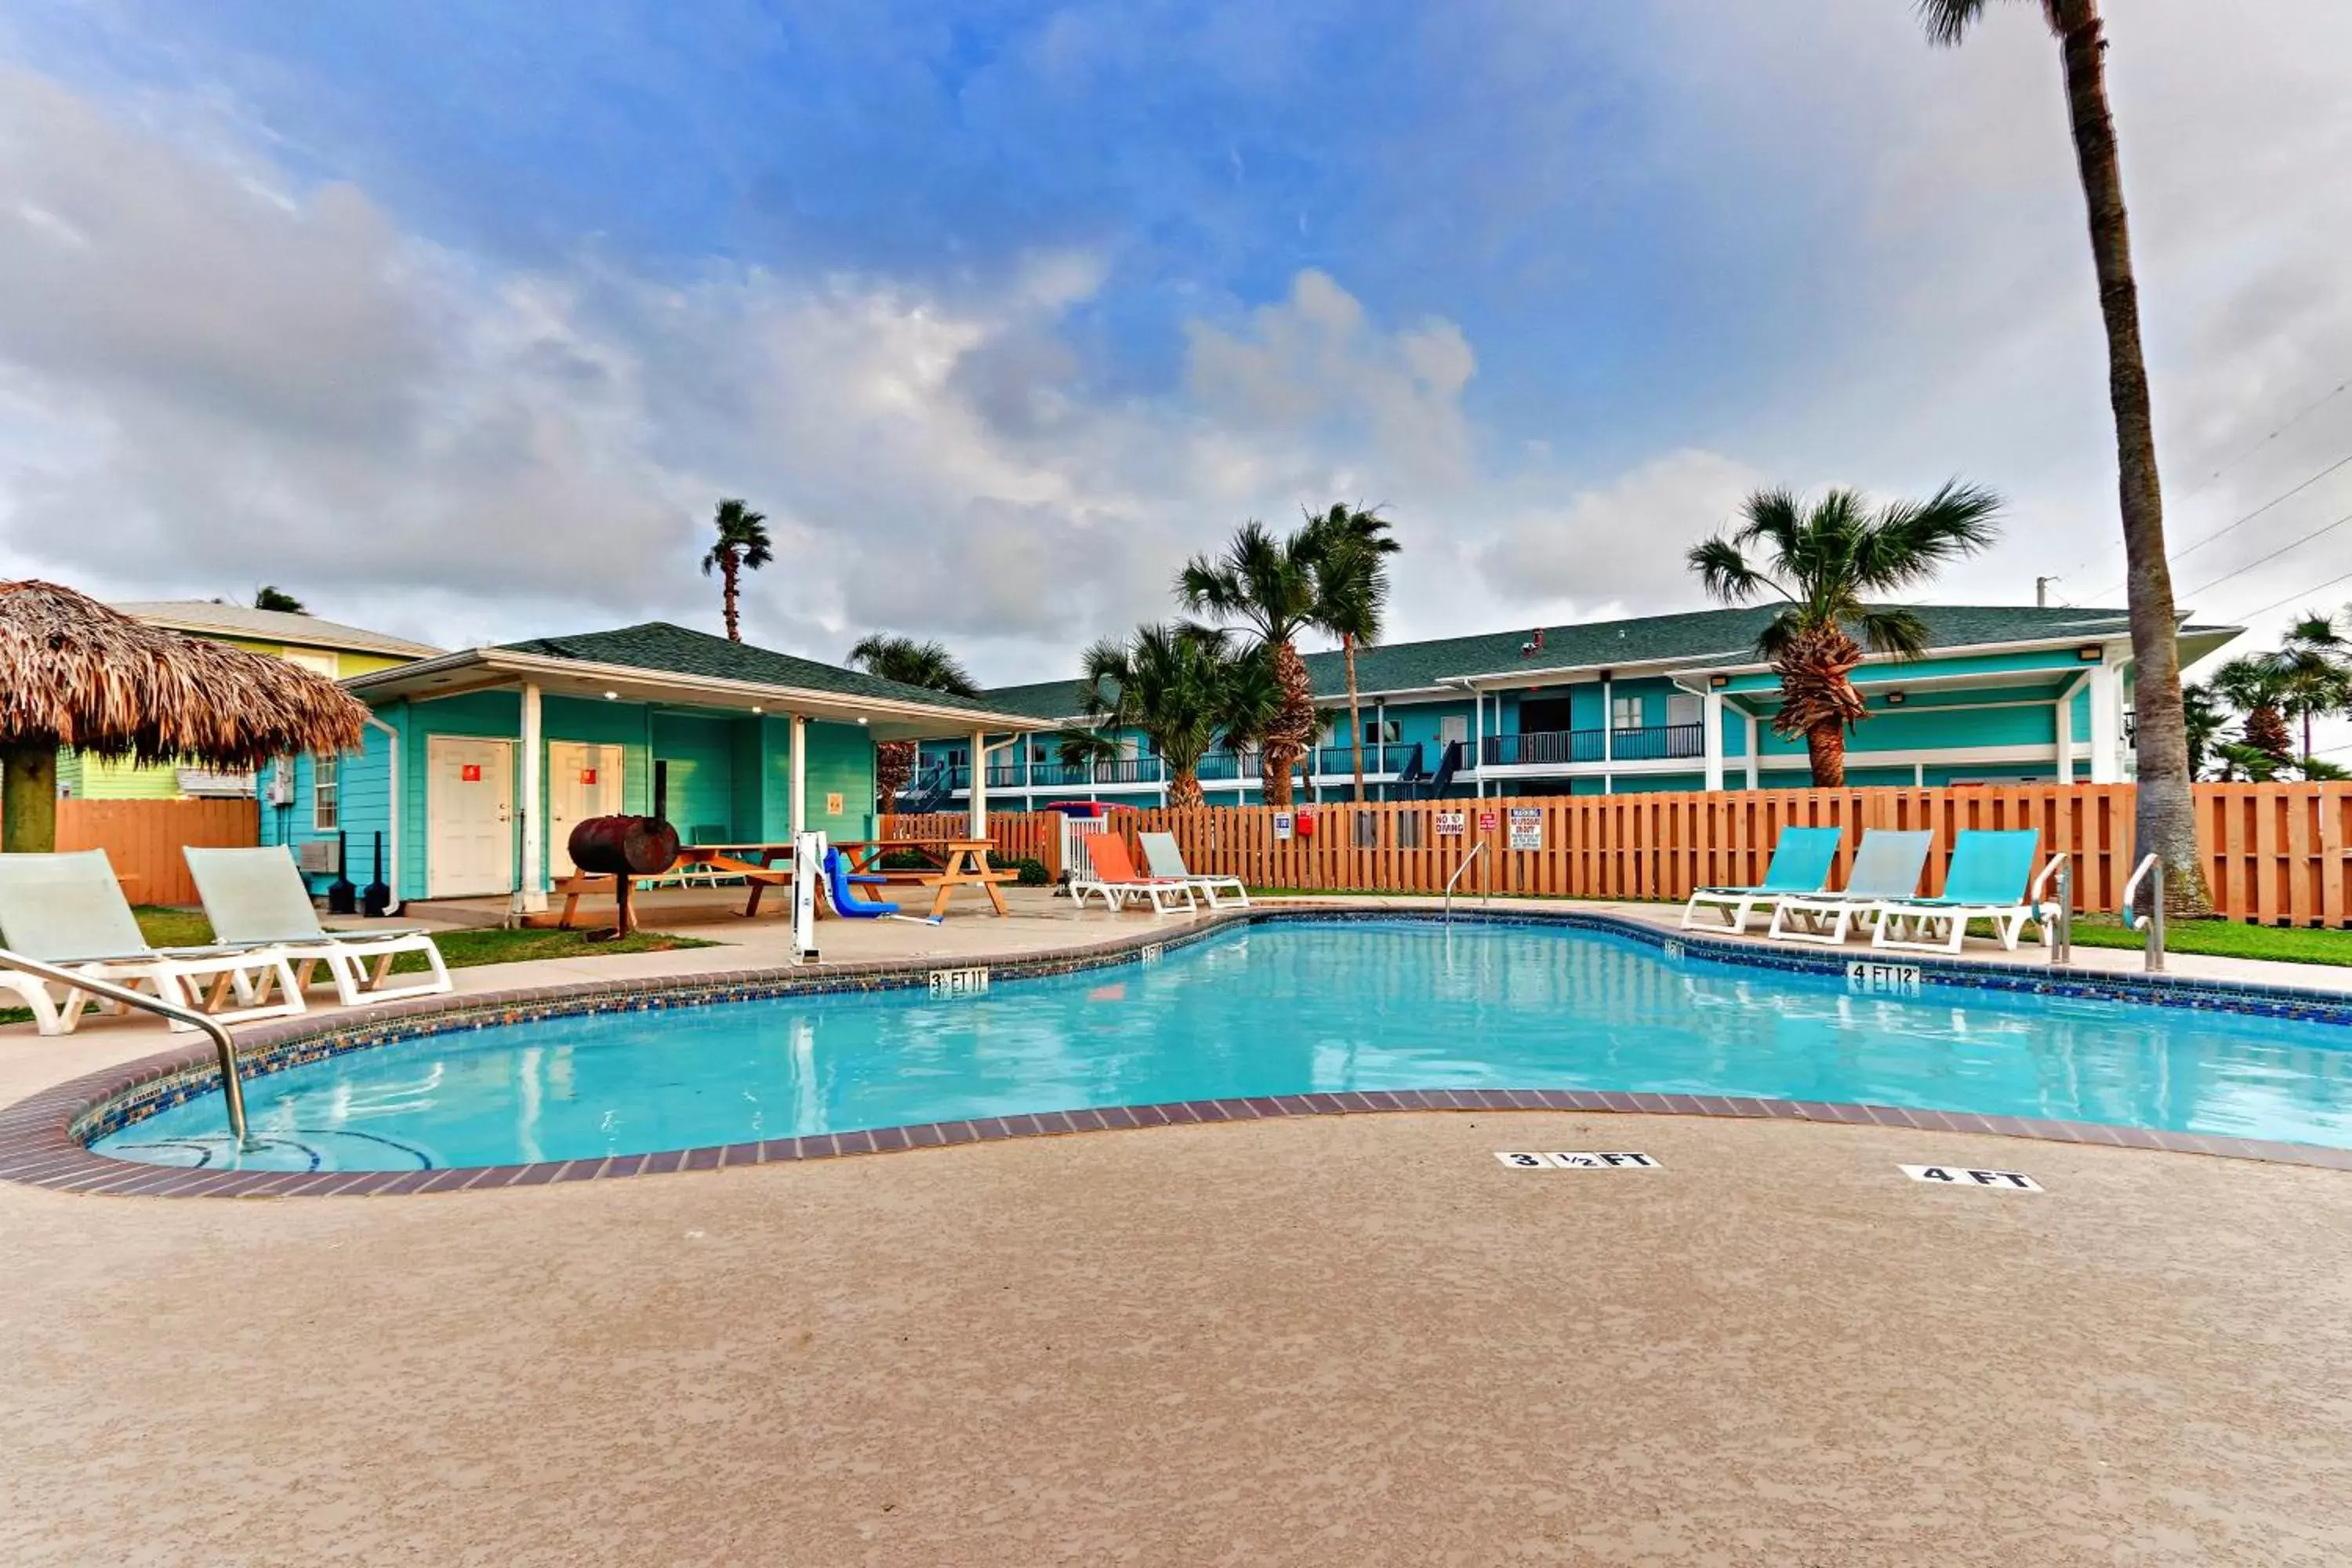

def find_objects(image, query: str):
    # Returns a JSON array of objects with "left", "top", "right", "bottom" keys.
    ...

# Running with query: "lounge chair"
[
  {"left": 1867, "top": 829, "right": 2061, "bottom": 955},
  {"left": 0, "top": 849, "right": 305, "bottom": 1035},
  {"left": 1765, "top": 829, "right": 1933, "bottom": 947},
  {"left": 1139, "top": 831, "right": 1249, "bottom": 909},
  {"left": 1680, "top": 826, "right": 1843, "bottom": 934},
  {"left": 1072, "top": 835, "right": 1197, "bottom": 916},
  {"left": 184, "top": 847, "right": 453, "bottom": 1006}
]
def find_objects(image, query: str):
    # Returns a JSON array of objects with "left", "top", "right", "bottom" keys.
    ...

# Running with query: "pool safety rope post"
[{"left": 0, "top": 944, "right": 252, "bottom": 1149}]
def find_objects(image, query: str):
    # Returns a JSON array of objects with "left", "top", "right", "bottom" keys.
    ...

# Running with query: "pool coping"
[{"left": 6, "top": 906, "right": 2350, "bottom": 1196}]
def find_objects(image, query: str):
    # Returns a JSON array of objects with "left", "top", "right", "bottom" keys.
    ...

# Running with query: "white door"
[
  {"left": 546, "top": 742, "right": 627, "bottom": 877},
  {"left": 428, "top": 737, "right": 515, "bottom": 898}
]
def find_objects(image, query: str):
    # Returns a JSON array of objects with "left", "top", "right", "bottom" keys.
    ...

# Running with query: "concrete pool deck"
[{"left": 3, "top": 1109, "right": 2347, "bottom": 1565}]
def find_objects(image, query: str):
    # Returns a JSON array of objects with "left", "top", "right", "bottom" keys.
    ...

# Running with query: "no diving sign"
[{"left": 1900, "top": 1164, "right": 2042, "bottom": 1192}]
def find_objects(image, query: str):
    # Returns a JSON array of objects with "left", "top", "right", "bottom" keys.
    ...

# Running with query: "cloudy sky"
[{"left": 2, "top": 1, "right": 2349, "bottom": 730}]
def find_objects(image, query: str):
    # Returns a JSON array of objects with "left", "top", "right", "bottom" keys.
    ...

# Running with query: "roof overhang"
[{"left": 345, "top": 648, "right": 1053, "bottom": 741}]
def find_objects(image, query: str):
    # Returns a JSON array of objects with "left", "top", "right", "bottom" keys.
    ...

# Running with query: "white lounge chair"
[
  {"left": 1867, "top": 830, "right": 2062, "bottom": 955},
  {"left": 1072, "top": 835, "right": 1197, "bottom": 916},
  {"left": 0, "top": 850, "right": 304, "bottom": 1035},
  {"left": 1765, "top": 829, "right": 1934, "bottom": 947},
  {"left": 1681, "top": 826, "right": 1842, "bottom": 934},
  {"left": 1139, "top": 831, "right": 1249, "bottom": 909},
  {"left": 185, "top": 847, "right": 455, "bottom": 1006}
]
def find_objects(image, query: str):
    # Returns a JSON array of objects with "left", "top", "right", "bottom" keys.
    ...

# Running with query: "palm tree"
[
  {"left": 1178, "top": 520, "right": 1327, "bottom": 807},
  {"left": 2211, "top": 655, "right": 2294, "bottom": 774},
  {"left": 2179, "top": 683, "right": 2227, "bottom": 781},
  {"left": 2271, "top": 611, "right": 2352, "bottom": 771},
  {"left": 846, "top": 633, "right": 982, "bottom": 809},
  {"left": 252, "top": 586, "right": 307, "bottom": 614},
  {"left": 1688, "top": 482, "right": 2002, "bottom": 786},
  {"left": 1074, "top": 626, "right": 1282, "bottom": 810},
  {"left": 1305, "top": 503, "right": 1400, "bottom": 803},
  {"left": 1917, "top": 0, "right": 2206, "bottom": 911},
  {"left": 700, "top": 499, "right": 773, "bottom": 642}
]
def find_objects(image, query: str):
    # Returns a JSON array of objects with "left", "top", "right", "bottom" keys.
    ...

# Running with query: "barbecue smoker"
[{"left": 565, "top": 815, "right": 681, "bottom": 938}]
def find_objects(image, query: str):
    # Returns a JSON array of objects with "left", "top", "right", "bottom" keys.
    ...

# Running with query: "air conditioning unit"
[
  {"left": 295, "top": 839, "right": 342, "bottom": 875},
  {"left": 265, "top": 770, "right": 295, "bottom": 806}
]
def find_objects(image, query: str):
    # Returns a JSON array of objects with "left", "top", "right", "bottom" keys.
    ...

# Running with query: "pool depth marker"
[
  {"left": 1495, "top": 1152, "right": 1661, "bottom": 1170},
  {"left": 1900, "top": 1164, "right": 2042, "bottom": 1191}
]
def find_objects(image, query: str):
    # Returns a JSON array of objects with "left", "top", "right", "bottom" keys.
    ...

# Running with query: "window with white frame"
[
  {"left": 312, "top": 754, "right": 339, "bottom": 832},
  {"left": 1611, "top": 695, "right": 1644, "bottom": 731}
]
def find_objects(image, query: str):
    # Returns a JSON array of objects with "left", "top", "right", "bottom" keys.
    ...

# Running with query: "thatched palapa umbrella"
[{"left": 0, "top": 580, "right": 368, "bottom": 853}]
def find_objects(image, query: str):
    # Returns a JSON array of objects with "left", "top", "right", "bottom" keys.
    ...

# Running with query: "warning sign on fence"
[
  {"left": 1508, "top": 807, "right": 1543, "bottom": 851},
  {"left": 1478, "top": 810, "right": 1498, "bottom": 833},
  {"left": 1272, "top": 811, "right": 1294, "bottom": 841},
  {"left": 1436, "top": 810, "right": 1465, "bottom": 837}
]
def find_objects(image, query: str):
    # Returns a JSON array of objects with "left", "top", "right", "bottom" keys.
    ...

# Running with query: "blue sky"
[{"left": 2, "top": 0, "right": 2349, "bottom": 717}]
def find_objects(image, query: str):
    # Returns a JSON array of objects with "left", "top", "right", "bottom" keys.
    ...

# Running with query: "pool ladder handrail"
[
  {"left": 2041, "top": 855, "right": 2074, "bottom": 966},
  {"left": 1443, "top": 841, "right": 1489, "bottom": 921},
  {"left": 2119, "top": 851, "right": 2166, "bottom": 973},
  {"left": 0, "top": 944, "right": 252, "bottom": 1148}
]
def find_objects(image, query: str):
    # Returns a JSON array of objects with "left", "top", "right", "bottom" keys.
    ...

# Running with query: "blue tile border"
[{"left": 4, "top": 904, "right": 2350, "bottom": 1197}]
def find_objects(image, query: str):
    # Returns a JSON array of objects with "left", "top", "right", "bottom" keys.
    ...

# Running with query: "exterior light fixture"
[
  {"left": 2077, "top": 646, "right": 2103, "bottom": 662},
  {"left": 1709, "top": 674, "right": 1730, "bottom": 690},
  {"left": 857, "top": 716, "right": 869, "bottom": 725},
  {"left": 751, "top": 705, "right": 763, "bottom": 714},
  {"left": 1884, "top": 691, "right": 1907, "bottom": 706},
  {"left": 602, "top": 690, "right": 619, "bottom": 700}
]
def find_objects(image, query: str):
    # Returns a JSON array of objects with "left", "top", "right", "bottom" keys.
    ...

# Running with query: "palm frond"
[
  {"left": 1915, "top": 0, "right": 1990, "bottom": 46},
  {"left": 1687, "top": 535, "right": 1773, "bottom": 606},
  {"left": 1851, "top": 606, "right": 1931, "bottom": 659},
  {"left": 1853, "top": 479, "right": 2002, "bottom": 591}
]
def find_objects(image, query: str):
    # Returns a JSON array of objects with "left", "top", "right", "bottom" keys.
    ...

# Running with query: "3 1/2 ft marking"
[
  {"left": 1495, "top": 1151, "right": 1661, "bottom": 1170},
  {"left": 1900, "top": 1164, "right": 2042, "bottom": 1192},
  {"left": 927, "top": 967, "right": 990, "bottom": 996}
]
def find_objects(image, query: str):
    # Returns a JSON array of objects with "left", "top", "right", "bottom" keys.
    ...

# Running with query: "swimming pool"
[{"left": 90, "top": 918, "right": 2352, "bottom": 1172}]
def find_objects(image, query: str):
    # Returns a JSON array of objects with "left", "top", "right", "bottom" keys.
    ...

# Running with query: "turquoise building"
[
  {"left": 918, "top": 604, "right": 2241, "bottom": 809},
  {"left": 261, "top": 623, "right": 1046, "bottom": 909}
]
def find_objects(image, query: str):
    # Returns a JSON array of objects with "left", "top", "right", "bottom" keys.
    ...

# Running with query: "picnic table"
[
  {"left": 548, "top": 843, "right": 795, "bottom": 931},
  {"left": 834, "top": 838, "right": 1015, "bottom": 918}
]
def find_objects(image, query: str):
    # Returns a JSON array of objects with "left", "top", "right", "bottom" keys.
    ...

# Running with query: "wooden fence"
[
  {"left": 902, "top": 784, "right": 2352, "bottom": 926},
  {"left": 53, "top": 797, "right": 262, "bottom": 906}
]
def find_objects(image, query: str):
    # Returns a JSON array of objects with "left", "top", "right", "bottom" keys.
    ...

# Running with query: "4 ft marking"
[
  {"left": 1900, "top": 1164, "right": 2042, "bottom": 1192},
  {"left": 1848, "top": 960, "right": 1923, "bottom": 996}
]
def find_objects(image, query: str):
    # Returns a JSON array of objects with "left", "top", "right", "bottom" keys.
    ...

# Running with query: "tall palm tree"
[
  {"left": 2211, "top": 655, "right": 2294, "bottom": 774},
  {"left": 1074, "top": 626, "right": 1282, "bottom": 810},
  {"left": 1305, "top": 503, "right": 1400, "bottom": 803},
  {"left": 847, "top": 633, "right": 982, "bottom": 809},
  {"left": 252, "top": 586, "right": 307, "bottom": 614},
  {"left": 2271, "top": 611, "right": 2352, "bottom": 771},
  {"left": 700, "top": 499, "right": 774, "bottom": 642},
  {"left": 2179, "top": 682, "right": 2227, "bottom": 782},
  {"left": 1688, "top": 482, "right": 2002, "bottom": 786},
  {"left": 1178, "top": 520, "right": 1327, "bottom": 807},
  {"left": 1917, "top": 0, "right": 2206, "bottom": 911}
]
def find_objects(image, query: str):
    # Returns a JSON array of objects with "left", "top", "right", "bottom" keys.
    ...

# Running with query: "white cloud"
[{"left": 1471, "top": 448, "right": 1765, "bottom": 618}]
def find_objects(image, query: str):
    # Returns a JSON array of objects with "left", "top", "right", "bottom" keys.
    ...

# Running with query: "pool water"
[{"left": 96, "top": 920, "right": 2352, "bottom": 1171}]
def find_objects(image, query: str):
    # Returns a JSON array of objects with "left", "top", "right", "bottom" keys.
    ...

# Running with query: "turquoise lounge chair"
[
  {"left": 1868, "top": 829, "right": 2061, "bottom": 954},
  {"left": 1680, "top": 826, "right": 1843, "bottom": 935},
  {"left": 1766, "top": 829, "right": 1934, "bottom": 947}
]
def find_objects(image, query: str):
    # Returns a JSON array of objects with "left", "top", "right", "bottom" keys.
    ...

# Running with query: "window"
[
  {"left": 1665, "top": 693, "right": 1701, "bottom": 728},
  {"left": 312, "top": 754, "right": 339, "bottom": 832},
  {"left": 1611, "top": 695, "right": 1644, "bottom": 731},
  {"left": 1374, "top": 719, "right": 1402, "bottom": 744}
]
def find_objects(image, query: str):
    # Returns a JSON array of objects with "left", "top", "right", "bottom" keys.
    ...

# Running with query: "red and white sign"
[
  {"left": 461, "top": 764, "right": 483, "bottom": 782},
  {"left": 1477, "top": 810, "right": 1497, "bottom": 833}
]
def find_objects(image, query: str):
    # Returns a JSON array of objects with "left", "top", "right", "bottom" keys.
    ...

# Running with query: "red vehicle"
[{"left": 1038, "top": 800, "right": 1138, "bottom": 818}]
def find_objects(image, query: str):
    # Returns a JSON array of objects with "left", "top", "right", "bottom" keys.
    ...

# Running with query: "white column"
[
  {"left": 969, "top": 728, "right": 989, "bottom": 837},
  {"left": 1471, "top": 688, "right": 1485, "bottom": 798},
  {"left": 788, "top": 715, "right": 807, "bottom": 836},
  {"left": 1702, "top": 688, "right": 1726, "bottom": 792},
  {"left": 517, "top": 682, "right": 545, "bottom": 913},
  {"left": 1601, "top": 677, "right": 1614, "bottom": 764},
  {"left": 1745, "top": 714, "right": 1760, "bottom": 789},
  {"left": 2087, "top": 661, "right": 2123, "bottom": 784}
]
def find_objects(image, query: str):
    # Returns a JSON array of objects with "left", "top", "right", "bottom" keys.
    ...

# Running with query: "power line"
[
  {"left": 2227, "top": 565, "right": 2352, "bottom": 626},
  {"left": 2085, "top": 447, "right": 2352, "bottom": 600},
  {"left": 2176, "top": 508, "right": 2352, "bottom": 602},
  {"left": 2046, "top": 376, "right": 2352, "bottom": 590}
]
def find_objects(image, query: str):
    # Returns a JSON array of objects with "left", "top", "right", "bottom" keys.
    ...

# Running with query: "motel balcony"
[{"left": 1481, "top": 724, "right": 1706, "bottom": 768}]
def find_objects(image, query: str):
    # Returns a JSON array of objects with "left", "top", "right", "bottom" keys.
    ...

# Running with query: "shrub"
[
  {"left": 879, "top": 849, "right": 933, "bottom": 870},
  {"left": 1006, "top": 856, "right": 1051, "bottom": 887}
]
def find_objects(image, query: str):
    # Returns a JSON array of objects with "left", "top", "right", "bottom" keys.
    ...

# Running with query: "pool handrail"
[
  {"left": 0, "top": 943, "right": 252, "bottom": 1147},
  {"left": 2120, "top": 851, "right": 2166, "bottom": 973},
  {"left": 1443, "top": 841, "right": 1489, "bottom": 920}
]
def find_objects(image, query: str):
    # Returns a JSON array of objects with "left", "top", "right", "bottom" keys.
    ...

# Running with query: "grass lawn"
[{"left": 0, "top": 909, "right": 714, "bottom": 1025}]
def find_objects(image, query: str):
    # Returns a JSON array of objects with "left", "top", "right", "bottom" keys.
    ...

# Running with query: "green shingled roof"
[
  {"left": 981, "top": 605, "right": 2230, "bottom": 719},
  {"left": 499, "top": 622, "right": 1007, "bottom": 714}
]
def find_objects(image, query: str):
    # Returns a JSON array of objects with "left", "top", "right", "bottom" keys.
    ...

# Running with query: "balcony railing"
[
  {"left": 1194, "top": 750, "right": 1261, "bottom": 782},
  {"left": 961, "top": 756, "right": 1171, "bottom": 790},
  {"left": 1482, "top": 724, "right": 1705, "bottom": 767},
  {"left": 1311, "top": 743, "right": 1415, "bottom": 777}
]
